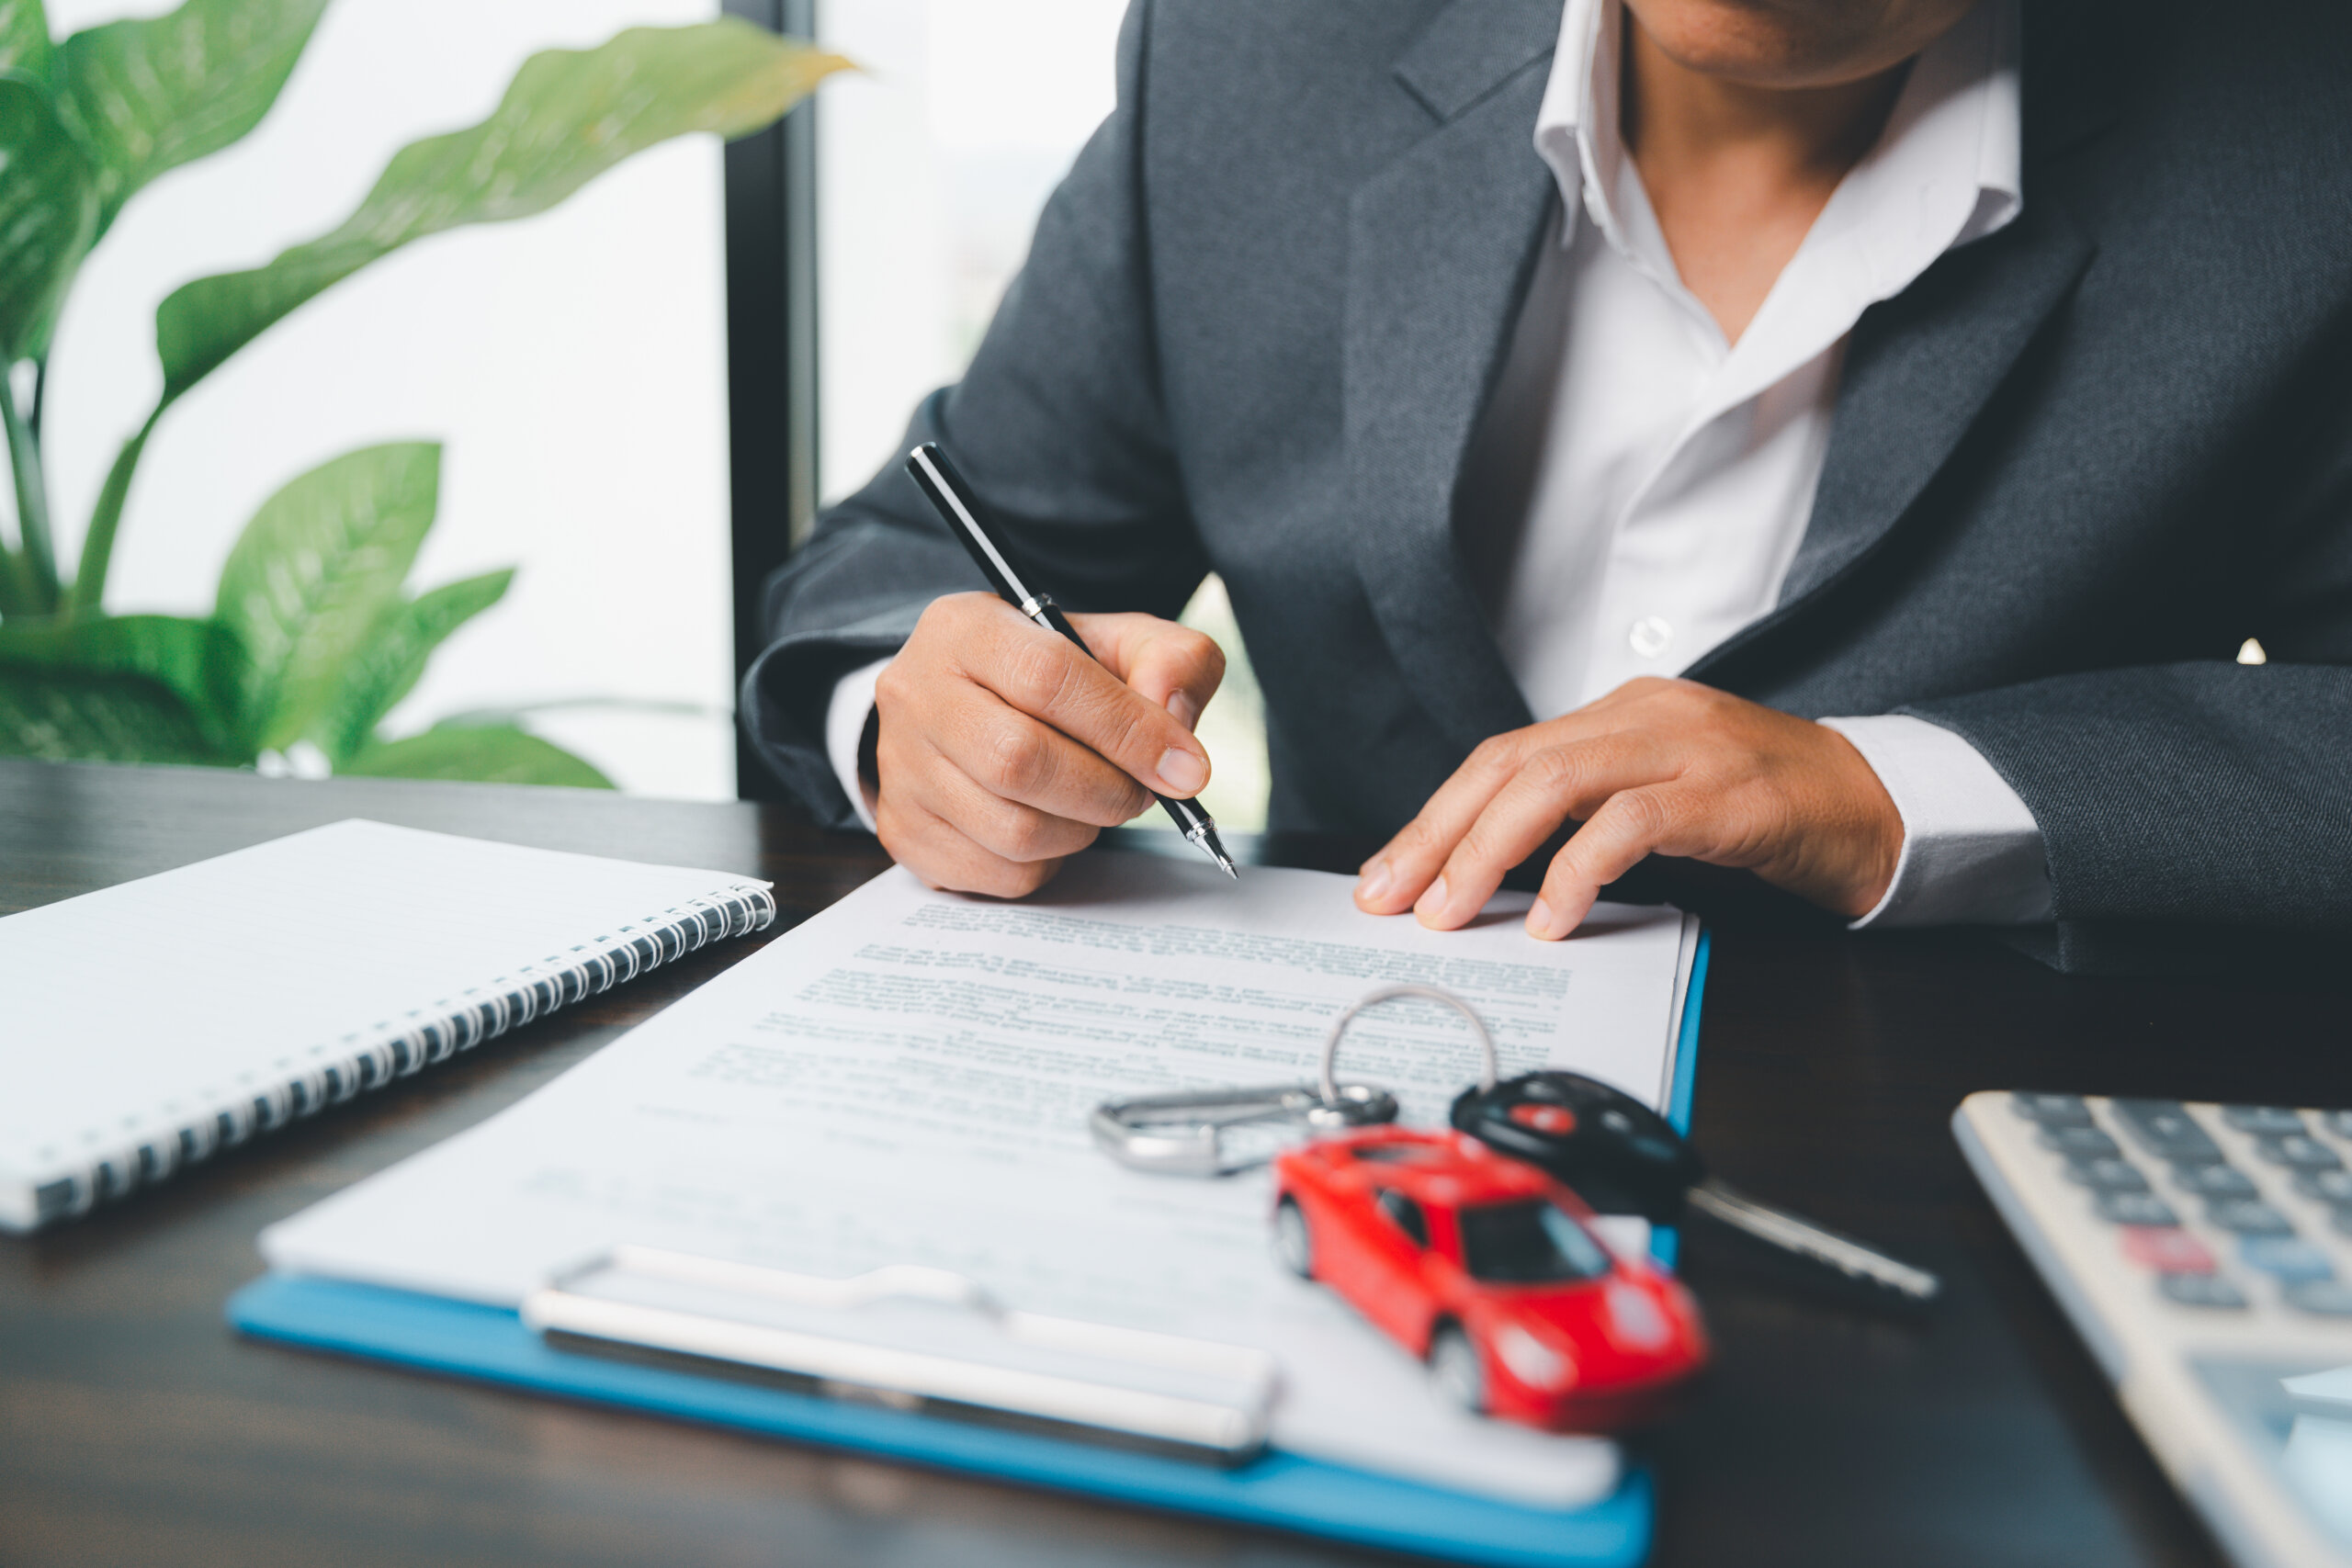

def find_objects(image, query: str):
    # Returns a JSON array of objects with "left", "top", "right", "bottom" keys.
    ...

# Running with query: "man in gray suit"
[{"left": 744, "top": 0, "right": 2352, "bottom": 973}]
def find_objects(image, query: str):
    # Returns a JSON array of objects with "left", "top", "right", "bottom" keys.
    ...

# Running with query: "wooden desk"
[{"left": 0, "top": 759, "right": 2336, "bottom": 1568}]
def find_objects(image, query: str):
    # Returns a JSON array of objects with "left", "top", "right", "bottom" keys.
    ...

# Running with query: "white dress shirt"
[
  {"left": 1484, "top": 0, "right": 2047, "bottom": 925},
  {"left": 826, "top": 0, "right": 2054, "bottom": 928}
]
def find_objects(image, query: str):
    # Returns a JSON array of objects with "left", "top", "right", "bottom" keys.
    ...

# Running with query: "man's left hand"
[{"left": 1353, "top": 678, "right": 1904, "bottom": 938}]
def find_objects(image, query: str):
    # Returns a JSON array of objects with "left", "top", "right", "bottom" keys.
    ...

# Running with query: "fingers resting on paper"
[
  {"left": 1354, "top": 678, "right": 1904, "bottom": 941},
  {"left": 873, "top": 593, "right": 1225, "bottom": 898}
]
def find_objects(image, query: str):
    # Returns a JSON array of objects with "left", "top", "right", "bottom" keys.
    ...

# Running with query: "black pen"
[{"left": 905, "top": 442, "right": 1238, "bottom": 878}]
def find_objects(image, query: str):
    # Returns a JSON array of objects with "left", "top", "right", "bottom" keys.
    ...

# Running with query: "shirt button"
[{"left": 1628, "top": 616, "right": 1673, "bottom": 659}]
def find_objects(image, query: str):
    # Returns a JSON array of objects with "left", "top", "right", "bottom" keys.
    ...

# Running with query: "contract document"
[{"left": 263, "top": 855, "right": 1698, "bottom": 1506}]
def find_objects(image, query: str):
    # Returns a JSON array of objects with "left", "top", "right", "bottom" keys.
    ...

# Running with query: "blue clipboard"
[{"left": 231, "top": 930, "right": 1709, "bottom": 1568}]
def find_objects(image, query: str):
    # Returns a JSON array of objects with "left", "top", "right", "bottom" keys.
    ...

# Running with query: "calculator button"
[
  {"left": 2222, "top": 1106, "right": 2308, "bottom": 1136},
  {"left": 2206, "top": 1200, "right": 2296, "bottom": 1236},
  {"left": 2112, "top": 1100, "right": 2223, "bottom": 1162},
  {"left": 2010, "top": 1092, "right": 2094, "bottom": 1127},
  {"left": 2254, "top": 1135, "right": 2344, "bottom": 1172},
  {"left": 2120, "top": 1226, "right": 2215, "bottom": 1273},
  {"left": 2298, "top": 1170, "right": 2352, "bottom": 1203},
  {"left": 2096, "top": 1193, "right": 2179, "bottom": 1226},
  {"left": 2238, "top": 1236, "right": 2335, "bottom": 1282},
  {"left": 2172, "top": 1163, "right": 2259, "bottom": 1199},
  {"left": 2040, "top": 1126, "right": 2122, "bottom": 1160},
  {"left": 2064, "top": 1158, "right": 2150, "bottom": 1193},
  {"left": 2284, "top": 1280, "right": 2352, "bottom": 1317},
  {"left": 2159, "top": 1274, "right": 2248, "bottom": 1309}
]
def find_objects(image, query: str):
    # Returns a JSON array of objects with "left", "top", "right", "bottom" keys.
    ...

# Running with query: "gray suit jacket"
[{"left": 745, "top": 0, "right": 2352, "bottom": 974}]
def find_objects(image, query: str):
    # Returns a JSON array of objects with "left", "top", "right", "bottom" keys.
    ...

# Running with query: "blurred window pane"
[{"left": 817, "top": 0, "right": 1269, "bottom": 829}]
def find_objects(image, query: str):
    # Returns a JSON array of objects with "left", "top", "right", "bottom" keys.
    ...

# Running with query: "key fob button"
[{"left": 1449, "top": 1072, "right": 1701, "bottom": 1223}]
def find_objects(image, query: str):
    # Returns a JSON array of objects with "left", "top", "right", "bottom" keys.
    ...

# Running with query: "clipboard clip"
[{"left": 521, "top": 1245, "right": 1279, "bottom": 1464}]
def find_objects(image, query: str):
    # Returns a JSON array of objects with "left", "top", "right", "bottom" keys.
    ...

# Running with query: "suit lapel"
[
  {"left": 1344, "top": 1, "right": 1558, "bottom": 753},
  {"left": 1766, "top": 207, "right": 2096, "bottom": 611}
]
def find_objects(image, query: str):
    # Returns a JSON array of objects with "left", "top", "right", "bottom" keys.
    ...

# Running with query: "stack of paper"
[{"left": 262, "top": 855, "right": 1697, "bottom": 1506}]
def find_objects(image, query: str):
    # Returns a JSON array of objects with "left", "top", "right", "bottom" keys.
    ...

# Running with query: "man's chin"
[{"left": 1620, "top": 0, "right": 1976, "bottom": 90}]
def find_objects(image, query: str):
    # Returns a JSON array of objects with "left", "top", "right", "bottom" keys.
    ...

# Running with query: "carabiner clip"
[
  {"left": 1091, "top": 1082, "right": 1399, "bottom": 1177},
  {"left": 1090, "top": 984, "right": 1498, "bottom": 1177}
]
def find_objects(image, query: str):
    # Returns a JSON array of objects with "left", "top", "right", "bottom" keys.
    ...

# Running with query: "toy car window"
[
  {"left": 1457, "top": 1201, "right": 1614, "bottom": 1283},
  {"left": 1374, "top": 1187, "right": 1430, "bottom": 1247}
]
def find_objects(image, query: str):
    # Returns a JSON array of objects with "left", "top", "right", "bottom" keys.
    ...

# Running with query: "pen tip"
[{"left": 1197, "top": 824, "right": 1238, "bottom": 878}]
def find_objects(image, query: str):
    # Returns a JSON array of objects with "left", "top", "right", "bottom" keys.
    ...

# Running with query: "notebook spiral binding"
[{"left": 35, "top": 885, "right": 778, "bottom": 1226}]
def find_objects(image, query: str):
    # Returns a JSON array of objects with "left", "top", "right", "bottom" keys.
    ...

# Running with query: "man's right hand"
[{"left": 869, "top": 592, "right": 1225, "bottom": 897}]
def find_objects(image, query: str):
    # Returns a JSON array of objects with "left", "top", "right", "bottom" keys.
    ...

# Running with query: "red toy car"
[{"left": 1271, "top": 1127, "right": 1708, "bottom": 1431}]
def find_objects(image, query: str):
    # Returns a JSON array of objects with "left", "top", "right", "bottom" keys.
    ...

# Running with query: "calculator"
[{"left": 1955, "top": 1093, "right": 2352, "bottom": 1568}]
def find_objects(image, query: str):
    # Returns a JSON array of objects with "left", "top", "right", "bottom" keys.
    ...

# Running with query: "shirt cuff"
[
  {"left": 823, "top": 657, "right": 891, "bottom": 833},
  {"left": 1819, "top": 714, "right": 2054, "bottom": 929}
]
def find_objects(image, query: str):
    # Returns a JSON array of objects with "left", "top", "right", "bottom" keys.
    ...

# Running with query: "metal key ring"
[{"left": 1319, "top": 985, "right": 1498, "bottom": 1106}]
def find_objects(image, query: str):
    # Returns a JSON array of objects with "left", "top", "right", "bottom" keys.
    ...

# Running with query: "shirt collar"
[{"left": 1533, "top": 0, "right": 2022, "bottom": 286}]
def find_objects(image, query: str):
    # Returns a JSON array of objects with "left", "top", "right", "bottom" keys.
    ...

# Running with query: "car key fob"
[
  {"left": 1448, "top": 1071, "right": 1701, "bottom": 1224},
  {"left": 1453, "top": 1072, "right": 1940, "bottom": 1303}
]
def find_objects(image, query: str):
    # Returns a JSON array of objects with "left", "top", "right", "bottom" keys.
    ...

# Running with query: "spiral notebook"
[{"left": 0, "top": 818, "right": 775, "bottom": 1233}]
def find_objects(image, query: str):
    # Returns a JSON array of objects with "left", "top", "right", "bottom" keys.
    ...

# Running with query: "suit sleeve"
[
  {"left": 740, "top": 0, "right": 1207, "bottom": 828},
  {"left": 1898, "top": 388, "right": 2352, "bottom": 973}
]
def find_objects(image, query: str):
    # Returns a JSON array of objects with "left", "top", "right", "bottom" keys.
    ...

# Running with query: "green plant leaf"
[
  {"left": 214, "top": 442, "right": 440, "bottom": 753},
  {"left": 155, "top": 21, "right": 850, "bottom": 400},
  {"left": 0, "top": 640, "right": 227, "bottom": 764},
  {"left": 0, "top": 611, "right": 245, "bottom": 755},
  {"left": 0, "top": 70, "right": 96, "bottom": 361},
  {"left": 55, "top": 0, "right": 326, "bottom": 235},
  {"left": 340, "top": 723, "right": 613, "bottom": 788},
  {"left": 0, "top": 1, "right": 51, "bottom": 80},
  {"left": 311, "top": 567, "right": 511, "bottom": 766}
]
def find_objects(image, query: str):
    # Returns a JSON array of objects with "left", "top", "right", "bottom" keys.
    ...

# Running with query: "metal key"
[{"left": 1452, "top": 1070, "right": 1941, "bottom": 1303}]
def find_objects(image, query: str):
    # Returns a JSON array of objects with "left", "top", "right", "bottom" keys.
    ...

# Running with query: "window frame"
[{"left": 722, "top": 0, "right": 820, "bottom": 800}]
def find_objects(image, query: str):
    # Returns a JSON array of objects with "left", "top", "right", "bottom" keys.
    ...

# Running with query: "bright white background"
[{"left": 815, "top": 0, "right": 1124, "bottom": 505}]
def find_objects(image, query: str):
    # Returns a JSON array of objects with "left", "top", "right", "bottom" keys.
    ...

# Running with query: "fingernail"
[
  {"left": 1358, "top": 859, "right": 1392, "bottom": 903},
  {"left": 1528, "top": 897, "right": 1562, "bottom": 940},
  {"left": 1415, "top": 874, "right": 1448, "bottom": 921},
  {"left": 1156, "top": 748, "right": 1207, "bottom": 795},
  {"left": 1168, "top": 692, "right": 1204, "bottom": 731}
]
